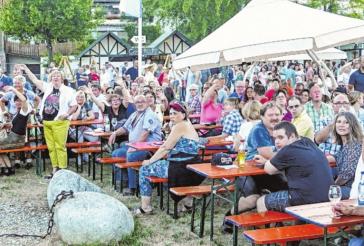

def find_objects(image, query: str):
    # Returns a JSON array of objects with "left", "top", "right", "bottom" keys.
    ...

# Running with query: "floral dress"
[{"left": 139, "top": 137, "right": 204, "bottom": 198}]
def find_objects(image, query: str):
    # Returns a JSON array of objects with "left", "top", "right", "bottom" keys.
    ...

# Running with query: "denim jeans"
[
  {"left": 112, "top": 143, "right": 150, "bottom": 189},
  {"left": 349, "top": 238, "right": 364, "bottom": 246}
]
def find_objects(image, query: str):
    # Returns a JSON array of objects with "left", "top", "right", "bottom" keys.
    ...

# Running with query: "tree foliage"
[
  {"left": 307, "top": 0, "right": 364, "bottom": 19},
  {"left": 0, "top": 0, "right": 104, "bottom": 63},
  {"left": 124, "top": 22, "right": 162, "bottom": 45},
  {"left": 143, "top": 0, "right": 248, "bottom": 43}
]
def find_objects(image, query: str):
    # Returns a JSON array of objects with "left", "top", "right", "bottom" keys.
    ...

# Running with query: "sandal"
[{"left": 133, "top": 207, "right": 153, "bottom": 216}]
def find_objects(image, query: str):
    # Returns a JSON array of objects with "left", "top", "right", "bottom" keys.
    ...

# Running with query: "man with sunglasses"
[{"left": 287, "top": 96, "right": 314, "bottom": 140}]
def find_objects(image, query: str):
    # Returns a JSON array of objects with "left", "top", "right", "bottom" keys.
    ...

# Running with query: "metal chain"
[{"left": 0, "top": 190, "right": 74, "bottom": 239}]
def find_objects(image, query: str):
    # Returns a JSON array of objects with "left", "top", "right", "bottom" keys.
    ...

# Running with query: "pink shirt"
[{"left": 200, "top": 99, "right": 223, "bottom": 124}]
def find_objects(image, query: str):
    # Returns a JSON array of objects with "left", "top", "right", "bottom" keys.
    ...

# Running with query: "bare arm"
[
  {"left": 9, "top": 86, "right": 28, "bottom": 112},
  {"left": 314, "top": 123, "right": 333, "bottom": 144},
  {"left": 145, "top": 123, "right": 184, "bottom": 164},
  {"left": 83, "top": 87, "right": 105, "bottom": 112},
  {"left": 257, "top": 146, "right": 275, "bottom": 160},
  {"left": 264, "top": 160, "right": 280, "bottom": 175},
  {"left": 19, "top": 64, "right": 44, "bottom": 92},
  {"left": 202, "top": 83, "right": 219, "bottom": 104}
]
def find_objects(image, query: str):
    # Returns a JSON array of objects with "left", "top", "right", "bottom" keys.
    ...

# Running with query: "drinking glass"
[
  {"left": 111, "top": 118, "right": 117, "bottom": 131},
  {"left": 328, "top": 185, "right": 342, "bottom": 218}
]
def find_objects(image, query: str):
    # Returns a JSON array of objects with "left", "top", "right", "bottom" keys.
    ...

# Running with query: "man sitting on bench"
[{"left": 254, "top": 121, "right": 333, "bottom": 212}]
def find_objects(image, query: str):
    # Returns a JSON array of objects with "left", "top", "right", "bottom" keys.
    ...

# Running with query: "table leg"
[
  {"left": 324, "top": 227, "right": 327, "bottom": 246},
  {"left": 210, "top": 179, "right": 215, "bottom": 241},
  {"left": 233, "top": 177, "right": 239, "bottom": 246}
]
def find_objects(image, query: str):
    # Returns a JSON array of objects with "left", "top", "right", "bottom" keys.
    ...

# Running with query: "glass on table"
[{"left": 328, "top": 185, "right": 342, "bottom": 218}]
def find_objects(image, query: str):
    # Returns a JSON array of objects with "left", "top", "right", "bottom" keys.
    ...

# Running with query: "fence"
[{"left": 5, "top": 41, "right": 78, "bottom": 57}]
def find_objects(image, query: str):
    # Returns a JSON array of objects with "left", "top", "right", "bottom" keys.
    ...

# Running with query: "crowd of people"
[{"left": 1, "top": 55, "right": 364, "bottom": 244}]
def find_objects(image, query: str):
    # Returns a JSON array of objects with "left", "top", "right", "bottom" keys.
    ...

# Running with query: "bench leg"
[
  {"left": 100, "top": 162, "right": 103, "bottom": 182},
  {"left": 173, "top": 200, "right": 178, "bottom": 219},
  {"left": 199, "top": 195, "right": 207, "bottom": 238},
  {"left": 42, "top": 152, "right": 46, "bottom": 172},
  {"left": 190, "top": 197, "right": 196, "bottom": 233},
  {"left": 76, "top": 154, "right": 79, "bottom": 173},
  {"left": 119, "top": 171, "right": 123, "bottom": 193},
  {"left": 88, "top": 155, "right": 91, "bottom": 177},
  {"left": 92, "top": 153, "right": 96, "bottom": 180},
  {"left": 166, "top": 185, "right": 170, "bottom": 214},
  {"left": 159, "top": 183, "right": 164, "bottom": 210}
]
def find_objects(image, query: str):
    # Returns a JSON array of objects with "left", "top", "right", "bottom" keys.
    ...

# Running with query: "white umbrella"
[
  {"left": 173, "top": 0, "right": 364, "bottom": 70},
  {"left": 269, "top": 48, "right": 347, "bottom": 61}
]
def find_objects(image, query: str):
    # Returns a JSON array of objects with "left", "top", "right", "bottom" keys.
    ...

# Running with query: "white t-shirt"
[
  {"left": 350, "top": 154, "right": 364, "bottom": 199},
  {"left": 238, "top": 120, "right": 260, "bottom": 150}
]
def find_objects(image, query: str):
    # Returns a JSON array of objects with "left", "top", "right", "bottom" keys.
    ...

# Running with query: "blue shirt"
[
  {"left": 123, "top": 107, "right": 162, "bottom": 142},
  {"left": 0, "top": 75, "right": 12, "bottom": 89},
  {"left": 2, "top": 89, "right": 36, "bottom": 115},
  {"left": 246, "top": 121, "right": 275, "bottom": 160},
  {"left": 125, "top": 67, "right": 138, "bottom": 81},
  {"left": 349, "top": 69, "right": 364, "bottom": 92}
]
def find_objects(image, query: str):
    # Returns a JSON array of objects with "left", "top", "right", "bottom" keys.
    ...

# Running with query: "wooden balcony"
[{"left": 5, "top": 41, "right": 78, "bottom": 58}]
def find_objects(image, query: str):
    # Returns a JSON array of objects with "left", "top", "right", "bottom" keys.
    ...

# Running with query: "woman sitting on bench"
[
  {"left": 0, "top": 87, "right": 31, "bottom": 176},
  {"left": 135, "top": 100, "right": 205, "bottom": 215}
]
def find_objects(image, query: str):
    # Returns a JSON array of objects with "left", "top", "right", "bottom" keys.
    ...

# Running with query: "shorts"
[{"left": 264, "top": 190, "right": 290, "bottom": 212}]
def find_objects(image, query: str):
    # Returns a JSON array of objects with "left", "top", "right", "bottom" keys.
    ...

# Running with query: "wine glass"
[
  {"left": 111, "top": 118, "right": 118, "bottom": 131},
  {"left": 328, "top": 185, "right": 342, "bottom": 218}
]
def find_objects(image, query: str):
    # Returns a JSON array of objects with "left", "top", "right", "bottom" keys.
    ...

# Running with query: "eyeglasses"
[
  {"left": 288, "top": 105, "right": 300, "bottom": 109},
  {"left": 135, "top": 100, "right": 146, "bottom": 104},
  {"left": 333, "top": 102, "right": 349, "bottom": 105}
]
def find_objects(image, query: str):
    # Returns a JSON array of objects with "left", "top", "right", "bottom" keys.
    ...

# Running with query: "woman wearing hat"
[{"left": 135, "top": 100, "right": 204, "bottom": 215}]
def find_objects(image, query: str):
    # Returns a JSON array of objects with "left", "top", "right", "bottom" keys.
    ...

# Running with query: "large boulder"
[
  {"left": 47, "top": 169, "right": 102, "bottom": 208},
  {"left": 54, "top": 192, "right": 134, "bottom": 245}
]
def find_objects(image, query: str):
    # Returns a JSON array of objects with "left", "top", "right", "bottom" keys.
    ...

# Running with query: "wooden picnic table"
[
  {"left": 193, "top": 124, "right": 222, "bottom": 130},
  {"left": 126, "top": 139, "right": 233, "bottom": 152},
  {"left": 27, "top": 119, "right": 104, "bottom": 143},
  {"left": 187, "top": 161, "right": 264, "bottom": 244},
  {"left": 285, "top": 199, "right": 364, "bottom": 246}
]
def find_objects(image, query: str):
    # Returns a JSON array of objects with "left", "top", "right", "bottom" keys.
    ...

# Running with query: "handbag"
[{"left": 211, "top": 153, "right": 233, "bottom": 166}]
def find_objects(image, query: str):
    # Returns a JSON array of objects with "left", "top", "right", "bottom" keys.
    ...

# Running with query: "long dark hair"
[{"left": 333, "top": 112, "right": 363, "bottom": 146}]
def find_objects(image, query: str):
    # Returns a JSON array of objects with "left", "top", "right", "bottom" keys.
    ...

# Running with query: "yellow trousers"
[{"left": 43, "top": 120, "right": 70, "bottom": 169}]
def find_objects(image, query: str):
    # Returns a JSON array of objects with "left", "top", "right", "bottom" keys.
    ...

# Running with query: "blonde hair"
[
  {"left": 241, "top": 100, "right": 262, "bottom": 121},
  {"left": 349, "top": 91, "right": 362, "bottom": 105},
  {"left": 48, "top": 69, "right": 64, "bottom": 83},
  {"left": 13, "top": 75, "right": 26, "bottom": 84}
]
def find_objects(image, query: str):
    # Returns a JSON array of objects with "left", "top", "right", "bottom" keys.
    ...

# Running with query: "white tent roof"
[
  {"left": 173, "top": 0, "right": 364, "bottom": 70},
  {"left": 269, "top": 48, "right": 347, "bottom": 61}
]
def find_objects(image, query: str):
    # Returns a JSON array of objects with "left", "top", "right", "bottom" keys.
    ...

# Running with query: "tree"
[
  {"left": 307, "top": 0, "right": 364, "bottom": 19},
  {"left": 124, "top": 22, "right": 162, "bottom": 45},
  {"left": 143, "top": 0, "right": 248, "bottom": 43},
  {"left": 0, "top": 0, "right": 104, "bottom": 64}
]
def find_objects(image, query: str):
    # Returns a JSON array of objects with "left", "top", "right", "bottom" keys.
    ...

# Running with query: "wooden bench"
[
  {"left": 72, "top": 147, "right": 102, "bottom": 179},
  {"left": 225, "top": 211, "right": 296, "bottom": 228},
  {"left": 146, "top": 176, "right": 168, "bottom": 210},
  {"left": 170, "top": 185, "right": 235, "bottom": 237},
  {"left": 96, "top": 157, "right": 126, "bottom": 182},
  {"left": 244, "top": 224, "right": 338, "bottom": 246}
]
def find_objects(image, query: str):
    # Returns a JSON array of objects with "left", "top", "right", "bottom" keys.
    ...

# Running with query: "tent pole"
[{"left": 306, "top": 50, "right": 336, "bottom": 93}]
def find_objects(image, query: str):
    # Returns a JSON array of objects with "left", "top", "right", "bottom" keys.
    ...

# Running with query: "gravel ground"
[{"left": 0, "top": 168, "right": 62, "bottom": 246}]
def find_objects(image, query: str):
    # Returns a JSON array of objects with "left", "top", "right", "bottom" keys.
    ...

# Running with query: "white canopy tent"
[
  {"left": 173, "top": 0, "right": 364, "bottom": 71},
  {"left": 269, "top": 48, "right": 347, "bottom": 61}
]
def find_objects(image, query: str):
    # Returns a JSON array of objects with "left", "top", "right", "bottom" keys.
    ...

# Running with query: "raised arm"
[
  {"left": 8, "top": 86, "right": 28, "bottom": 112},
  {"left": 202, "top": 81, "right": 219, "bottom": 104},
  {"left": 83, "top": 87, "right": 105, "bottom": 112},
  {"left": 18, "top": 64, "right": 44, "bottom": 92}
]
